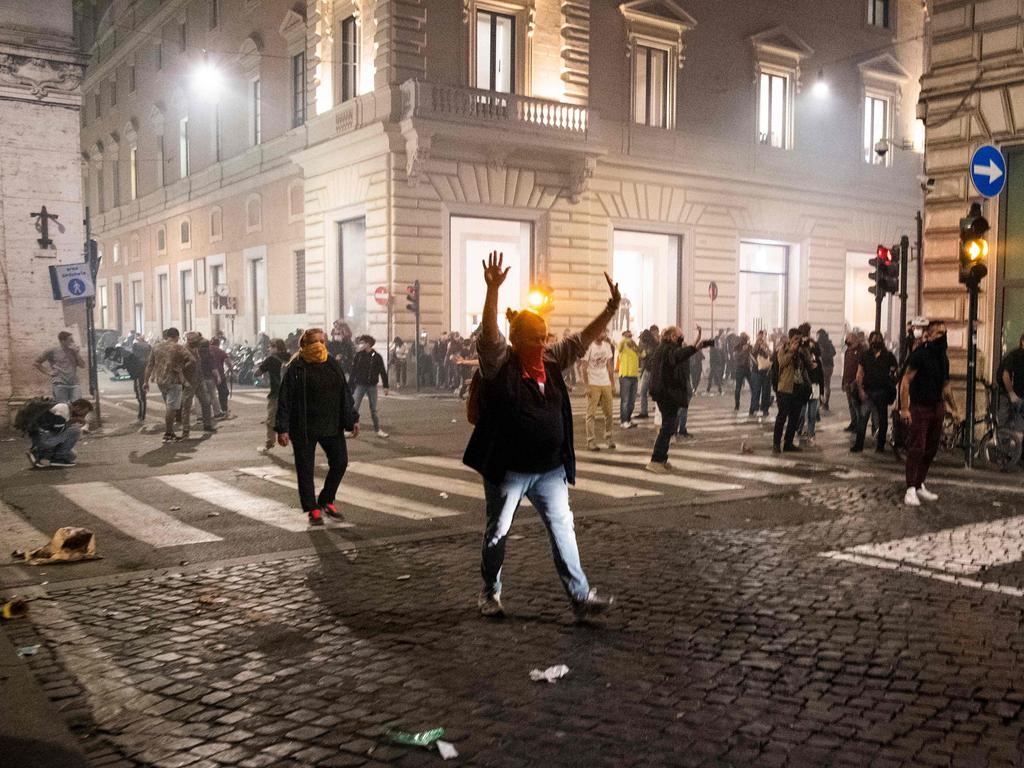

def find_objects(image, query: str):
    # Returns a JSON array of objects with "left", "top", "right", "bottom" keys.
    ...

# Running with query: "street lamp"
[
  {"left": 811, "top": 69, "right": 829, "bottom": 99},
  {"left": 191, "top": 61, "right": 224, "bottom": 102}
]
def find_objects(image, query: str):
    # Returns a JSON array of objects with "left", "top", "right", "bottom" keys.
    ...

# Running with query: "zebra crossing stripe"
[
  {"left": 574, "top": 460, "right": 742, "bottom": 492},
  {"left": 345, "top": 461, "right": 487, "bottom": 500},
  {"left": 237, "top": 466, "right": 460, "bottom": 521},
  {"left": 230, "top": 392, "right": 270, "bottom": 404},
  {"left": 156, "top": 472, "right": 311, "bottom": 533},
  {"left": 613, "top": 446, "right": 802, "bottom": 469},
  {"left": 0, "top": 500, "right": 49, "bottom": 553},
  {"left": 54, "top": 482, "right": 223, "bottom": 548},
  {"left": 402, "top": 456, "right": 661, "bottom": 500},
  {"left": 578, "top": 452, "right": 810, "bottom": 486}
]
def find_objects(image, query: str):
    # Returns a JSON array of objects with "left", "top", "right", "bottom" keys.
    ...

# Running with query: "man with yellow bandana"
[{"left": 274, "top": 328, "right": 359, "bottom": 526}]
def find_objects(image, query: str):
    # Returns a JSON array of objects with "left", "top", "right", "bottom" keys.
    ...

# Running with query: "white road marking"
[
  {"left": 55, "top": 482, "right": 222, "bottom": 548},
  {"left": 580, "top": 452, "right": 810, "bottom": 486},
  {"left": 403, "top": 455, "right": 661, "bottom": 499},
  {"left": 822, "top": 552, "right": 1024, "bottom": 598},
  {"left": 345, "top": 461, "right": 487, "bottom": 500},
  {"left": 0, "top": 500, "right": 49, "bottom": 552},
  {"left": 825, "top": 515, "right": 1024, "bottom": 576},
  {"left": 574, "top": 460, "right": 742, "bottom": 492},
  {"left": 156, "top": 472, "right": 312, "bottom": 533},
  {"left": 237, "top": 466, "right": 460, "bottom": 521},
  {"left": 610, "top": 446, "right": 803, "bottom": 469}
]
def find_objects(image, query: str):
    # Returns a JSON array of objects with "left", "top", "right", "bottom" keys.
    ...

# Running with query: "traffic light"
[
  {"left": 880, "top": 243, "right": 900, "bottom": 295},
  {"left": 87, "top": 238, "right": 100, "bottom": 279},
  {"left": 959, "top": 202, "right": 990, "bottom": 285},
  {"left": 868, "top": 245, "right": 892, "bottom": 298},
  {"left": 405, "top": 280, "right": 420, "bottom": 314}
]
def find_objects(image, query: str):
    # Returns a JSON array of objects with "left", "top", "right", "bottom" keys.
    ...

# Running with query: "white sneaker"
[
  {"left": 376, "top": 430, "right": 389, "bottom": 439},
  {"left": 626, "top": 421, "right": 637, "bottom": 429},
  {"left": 619, "top": 422, "right": 630, "bottom": 429},
  {"left": 904, "top": 487, "right": 921, "bottom": 507},
  {"left": 917, "top": 485, "right": 938, "bottom": 502}
]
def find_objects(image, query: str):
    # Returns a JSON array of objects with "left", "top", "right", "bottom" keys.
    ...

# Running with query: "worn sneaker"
[
  {"left": 572, "top": 588, "right": 614, "bottom": 621},
  {"left": 322, "top": 502, "right": 343, "bottom": 520},
  {"left": 904, "top": 487, "right": 921, "bottom": 507},
  {"left": 48, "top": 459, "right": 77, "bottom": 467},
  {"left": 162, "top": 432, "right": 177, "bottom": 442},
  {"left": 478, "top": 591, "right": 505, "bottom": 618},
  {"left": 25, "top": 449, "right": 40, "bottom": 468},
  {"left": 308, "top": 508, "right": 324, "bottom": 526},
  {"left": 645, "top": 461, "right": 670, "bottom": 474},
  {"left": 375, "top": 430, "right": 389, "bottom": 439},
  {"left": 917, "top": 485, "right": 938, "bottom": 502}
]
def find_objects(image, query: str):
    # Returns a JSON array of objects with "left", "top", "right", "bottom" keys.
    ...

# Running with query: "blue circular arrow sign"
[
  {"left": 970, "top": 144, "right": 1006, "bottom": 198},
  {"left": 67, "top": 278, "right": 86, "bottom": 296}
]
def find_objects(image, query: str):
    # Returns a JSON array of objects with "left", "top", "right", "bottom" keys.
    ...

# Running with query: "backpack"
[
  {"left": 14, "top": 397, "right": 57, "bottom": 435},
  {"left": 466, "top": 369, "right": 483, "bottom": 425}
]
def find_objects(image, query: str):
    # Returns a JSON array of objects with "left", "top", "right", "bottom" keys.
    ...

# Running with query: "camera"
[{"left": 874, "top": 139, "right": 888, "bottom": 159}]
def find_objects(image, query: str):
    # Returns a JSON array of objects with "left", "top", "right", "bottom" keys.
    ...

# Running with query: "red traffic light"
[{"left": 875, "top": 245, "right": 892, "bottom": 266}]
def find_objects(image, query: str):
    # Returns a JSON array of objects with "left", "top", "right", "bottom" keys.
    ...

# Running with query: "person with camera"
[
  {"left": 773, "top": 328, "right": 812, "bottom": 453},
  {"left": 851, "top": 331, "right": 898, "bottom": 453},
  {"left": 900, "top": 319, "right": 957, "bottom": 506},
  {"left": 646, "top": 326, "right": 713, "bottom": 472}
]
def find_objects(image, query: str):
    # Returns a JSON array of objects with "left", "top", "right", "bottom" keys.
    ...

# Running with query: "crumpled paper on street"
[
  {"left": 530, "top": 664, "right": 570, "bottom": 683},
  {"left": 436, "top": 740, "right": 459, "bottom": 760},
  {"left": 12, "top": 527, "right": 99, "bottom": 565}
]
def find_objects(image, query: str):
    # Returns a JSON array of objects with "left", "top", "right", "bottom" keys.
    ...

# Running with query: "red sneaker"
[
  {"left": 307, "top": 508, "right": 324, "bottom": 526},
  {"left": 322, "top": 502, "right": 343, "bottom": 520}
]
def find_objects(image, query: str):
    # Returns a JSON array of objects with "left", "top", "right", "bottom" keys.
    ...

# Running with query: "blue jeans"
[
  {"left": 806, "top": 397, "right": 820, "bottom": 437},
  {"left": 481, "top": 467, "right": 589, "bottom": 603},
  {"left": 676, "top": 406, "right": 689, "bottom": 434},
  {"left": 750, "top": 369, "right": 771, "bottom": 415},
  {"left": 638, "top": 370, "right": 651, "bottom": 416},
  {"left": 352, "top": 384, "right": 380, "bottom": 431},
  {"left": 619, "top": 376, "right": 637, "bottom": 423},
  {"left": 32, "top": 425, "right": 82, "bottom": 462},
  {"left": 52, "top": 384, "right": 81, "bottom": 403}
]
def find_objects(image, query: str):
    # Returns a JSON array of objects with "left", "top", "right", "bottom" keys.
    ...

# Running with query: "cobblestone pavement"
[{"left": 6, "top": 479, "right": 1024, "bottom": 768}]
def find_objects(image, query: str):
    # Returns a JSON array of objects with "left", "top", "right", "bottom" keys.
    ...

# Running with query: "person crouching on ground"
[
  {"left": 646, "top": 326, "right": 712, "bottom": 473},
  {"left": 464, "top": 251, "right": 620, "bottom": 621},
  {"left": 274, "top": 328, "right": 359, "bottom": 526},
  {"left": 27, "top": 398, "right": 93, "bottom": 468}
]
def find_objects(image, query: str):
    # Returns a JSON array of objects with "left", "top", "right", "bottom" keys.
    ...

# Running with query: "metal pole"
[
  {"left": 965, "top": 282, "right": 979, "bottom": 469},
  {"left": 898, "top": 234, "right": 909, "bottom": 362},
  {"left": 414, "top": 295, "right": 421, "bottom": 393},
  {"left": 83, "top": 207, "right": 101, "bottom": 424},
  {"left": 874, "top": 294, "right": 883, "bottom": 335},
  {"left": 916, "top": 210, "right": 924, "bottom": 315}
]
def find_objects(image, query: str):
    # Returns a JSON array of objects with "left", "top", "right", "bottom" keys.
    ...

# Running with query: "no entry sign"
[
  {"left": 374, "top": 286, "right": 390, "bottom": 306},
  {"left": 708, "top": 281, "right": 718, "bottom": 302}
]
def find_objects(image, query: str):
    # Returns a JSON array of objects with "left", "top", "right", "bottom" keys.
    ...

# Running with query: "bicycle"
[{"left": 940, "top": 382, "right": 1023, "bottom": 471}]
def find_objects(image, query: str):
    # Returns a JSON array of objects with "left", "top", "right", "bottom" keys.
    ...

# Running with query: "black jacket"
[
  {"left": 463, "top": 353, "right": 576, "bottom": 486},
  {"left": 352, "top": 349, "right": 389, "bottom": 388},
  {"left": 274, "top": 356, "right": 358, "bottom": 441},
  {"left": 650, "top": 340, "right": 706, "bottom": 407}
]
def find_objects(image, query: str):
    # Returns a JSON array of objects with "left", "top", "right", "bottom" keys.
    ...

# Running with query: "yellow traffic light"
[{"left": 966, "top": 239, "right": 988, "bottom": 261}]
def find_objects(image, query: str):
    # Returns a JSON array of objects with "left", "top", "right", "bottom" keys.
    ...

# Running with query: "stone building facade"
[
  {"left": 919, "top": 0, "right": 1024, "bottom": 383},
  {"left": 87, "top": 0, "right": 925, "bottom": 363},
  {"left": 0, "top": 0, "right": 87, "bottom": 425}
]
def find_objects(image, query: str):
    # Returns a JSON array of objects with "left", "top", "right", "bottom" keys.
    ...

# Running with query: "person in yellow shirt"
[{"left": 617, "top": 330, "right": 640, "bottom": 428}]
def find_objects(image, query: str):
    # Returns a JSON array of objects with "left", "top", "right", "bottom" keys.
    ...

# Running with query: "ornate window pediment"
[
  {"left": 750, "top": 26, "right": 813, "bottom": 73},
  {"left": 620, "top": 0, "right": 695, "bottom": 131},
  {"left": 858, "top": 53, "right": 910, "bottom": 87},
  {"left": 279, "top": 6, "right": 306, "bottom": 50}
]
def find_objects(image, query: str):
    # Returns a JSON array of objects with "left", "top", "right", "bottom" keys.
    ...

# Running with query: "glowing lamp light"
[
  {"left": 967, "top": 239, "right": 988, "bottom": 261},
  {"left": 526, "top": 287, "right": 553, "bottom": 314},
  {"left": 191, "top": 61, "right": 224, "bottom": 102},
  {"left": 812, "top": 69, "right": 829, "bottom": 99}
]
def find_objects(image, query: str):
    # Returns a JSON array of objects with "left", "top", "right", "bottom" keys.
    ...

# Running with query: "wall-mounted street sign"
[
  {"left": 49, "top": 262, "right": 95, "bottom": 300},
  {"left": 970, "top": 144, "right": 1006, "bottom": 199}
]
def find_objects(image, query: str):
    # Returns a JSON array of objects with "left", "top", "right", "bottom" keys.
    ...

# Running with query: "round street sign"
[
  {"left": 708, "top": 281, "right": 718, "bottom": 302},
  {"left": 68, "top": 278, "right": 86, "bottom": 296},
  {"left": 970, "top": 144, "right": 1006, "bottom": 198},
  {"left": 374, "top": 286, "right": 390, "bottom": 306}
]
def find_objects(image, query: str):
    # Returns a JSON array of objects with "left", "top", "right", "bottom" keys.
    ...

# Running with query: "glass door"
[
  {"left": 476, "top": 10, "right": 515, "bottom": 93},
  {"left": 738, "top": 242, "right": 788, "bottom": 335}
]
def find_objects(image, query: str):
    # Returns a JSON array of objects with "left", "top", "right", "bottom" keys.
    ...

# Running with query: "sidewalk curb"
[{"left": 0, "top": 621, "right": 89, "bottom": 768}]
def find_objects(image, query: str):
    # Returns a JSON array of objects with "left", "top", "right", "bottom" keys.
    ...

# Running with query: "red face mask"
[{"left": 519, "top": 344, "right": 546, "bottom": 384}]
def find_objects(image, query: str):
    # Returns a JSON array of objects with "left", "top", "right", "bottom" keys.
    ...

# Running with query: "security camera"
[
  {"left": 917, "top": 175, "right": 936, "bottom": 193},
  {"left": 874, "top": 139, "right": 889, "bottom": 158}
]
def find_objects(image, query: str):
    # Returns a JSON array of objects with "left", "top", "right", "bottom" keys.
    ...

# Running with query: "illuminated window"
[{"left": 633, "top": 45, "right": 670, "bottom": 128}]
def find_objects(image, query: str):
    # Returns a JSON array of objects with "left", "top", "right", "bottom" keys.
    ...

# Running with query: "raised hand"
[
  {"left": 603, "top": 271, "right": 621, "bottom": 306},
  {"left": 483, "top": 251, "right": 510, "bottom": 288}
]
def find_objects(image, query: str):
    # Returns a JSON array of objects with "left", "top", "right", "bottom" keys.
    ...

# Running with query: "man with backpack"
[
  {"left": 23, "top": 398, "right": 93, "bottom": 468},
  {"left": 646, "top": 326, "right": 713, "bottom": 473},
  {"left": 464, "top": 251, "right": 619, "bottom": 622}
]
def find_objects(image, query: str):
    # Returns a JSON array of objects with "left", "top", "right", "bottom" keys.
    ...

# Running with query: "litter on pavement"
[
  {"left": 1, "top": 597, "right": 28, "bottom": 620},
  {"left": 12, "top": 527, "right": 99, "bottom": 565},
  {"left": 530, "top": 664, "right": 570, "bottom": 683},
  {"left": 16, "top": 644, "right": 40, "bottom": 657},
  {"left": 385, "top": 727, "right": 445, "bottom": 747},
  {"left": 436, "top": 740, "right": 459, "bottom": 760}
]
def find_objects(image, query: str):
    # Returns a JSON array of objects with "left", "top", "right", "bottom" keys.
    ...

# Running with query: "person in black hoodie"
[
  {"left": 351, "top": 335, "right": 390, "bottom": 438},
  {"left": 464, "top": 251, "right": 619, "bottom": 621},
  {"left": 275, "top": 328, "right": 359, "bottom": 526},
  {"left": 646, "top": 326, "right": 713, "bottom": 472}
]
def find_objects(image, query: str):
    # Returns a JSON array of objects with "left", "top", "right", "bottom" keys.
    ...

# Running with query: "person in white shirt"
[{"left": 583, "top": 330, "right": 616, "bottom": 450}]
